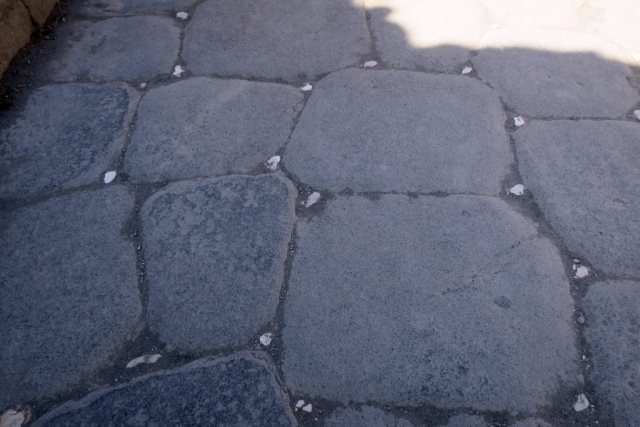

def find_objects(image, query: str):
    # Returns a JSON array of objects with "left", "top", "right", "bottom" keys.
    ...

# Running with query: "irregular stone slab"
[
  {"left": 143, "top": 175, "right": 296, "bottom": 352},
  {"left": 183, "top": 0, "right": 369, "bottom": 80},
  {"left": 445, "top": 415, "right": 488, "bottom": 427},
  {"left": 515, "top": 121, "right": 640, "bottom": 277},
  {"left": 583, "top": 280, "right": 640, "bottom": 427},
  {"left": 32, "top": 352, "right": 296, "bottom": 427},
  {"left": 283, "top": 195, "right": 578, "bottom": 412},
  {"left": 0, "top": 83, "right": 138, "bottom": 198},
  {"left": 286, "top": 69, "right": 511, "bottom": 194},
  {"left": 125, "top": 78, "right": 302, "bottom": 183},
  {"left": 49, "top": 17, "right": 180, "bottom": 82},
  {"left": 473, "top": 29, "right": 638, "bottom": 117},
  {"left": 364, "top": 0, "right": 487, "bottom": 71},
  {"left": 0, "top": 187, "right": 142, "bottom": 409},
  {"left": 325, "top": 407, "right": 413, "bottom": 427},
  {"left": 78, "top": 0, "right": 196, "bottom": 16}
]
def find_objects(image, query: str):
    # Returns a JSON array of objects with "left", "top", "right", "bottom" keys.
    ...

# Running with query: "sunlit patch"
[
  {"left": 632, "top": 52, "right": 640, "bottom": 62},
  {"left": 574, "top": 393, "right": 589, "bottom": 411},
  {"left": 509, "top": 184, "right": 524, "bottom": 195},
  {"left": 173, "top": 65, "right": 185, "bottom": 77},
  {"left": 259, "top": 332, "right": 273, "bottom": 346},
  {"left": 266, "top": 155, "right": 281, "bottom": 170},
  {"left": 176, "top": 11, "right": 188, "bottom": 19},
  {"left": 364, "top": 60, "right": 378, "bottom": 68},
  {"left": 301, "top": 84, "right": 313, "bottom": 91},
  {"left": 461, "top": 66, "right": 473, "bottom": 74},
  {"left": 513, "top": 116, "right": 525, "bottom": 127},
  {"left": 126, "top": 354, "right": 161, "bottom": 368},
  {"left": 304, "top": 192, "right": 321, "bottom": 207},
  {"left": 103, "top": 170, "right": 116, "bottom": 184}
]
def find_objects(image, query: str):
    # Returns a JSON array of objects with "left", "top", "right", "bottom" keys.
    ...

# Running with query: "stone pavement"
[{"left": 0, "top": 0, "right": 639, "bottom": 425}]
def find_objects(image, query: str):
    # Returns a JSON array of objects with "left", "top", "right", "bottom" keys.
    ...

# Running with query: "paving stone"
[
  {"left": 143, "top": 175, "right": 296, "bottom": 352},
  {"left": 285, "top": 69, "right": 511, "bottom": 194},
  {"left": 77, "top": 0, "right": 196, "bottom": 16},
  {"left": 583, "top": 280, "right": 640, "bottom": 427},
  {"left": 182, "top": 0, "right": 369, "bottom": 80},
  {"left": 511, "top": 419, "right": 553, "bottom": 427},
  {"left": 282, "top": 195, "right": 578, "bottom": 412},
  {"left": 0, "top": 83, "right": 138, "bottom": 198},
  {"left": 445, "top": 415, "right": 488, "bottom": 427},
  {"left": 325, "top": 407, "right": 413, "bottom": 427},
  {"left": 0, "top": 187, "right": 142, "bottom": 408},
  {"left": 364, "top": 0, "right": 487, "bottom": 71},
  {"left": 124, "top": 78, "right": 302, "bottom": 183},
  {"left": 473, "top": 29, "right": 638, "bottom": 117},
  {"left": 48, "top": 17, "right": 180, "bottom": 82},
  {"left": 32, "top": 352, "right": 296, "bottom": 427},
  {"left": 515, "top": 120, "right": 640, "bottom": 277}
]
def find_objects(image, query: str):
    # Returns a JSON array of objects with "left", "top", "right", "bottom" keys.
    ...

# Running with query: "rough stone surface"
[
  {"left": 143, "top": 175, "right": 296, "bottom": 352},
  {"left": 583, "top": 280, "right": 640, "bottom": 427},
  {"left": 0, "top": 187, "right": 142, "bottom": 408},
  {"left": 49, "top": 17, "right": 180, "bottom": 82},
  {"left": 325, "top": 407, "right": 413, "bottom": 427},
  {"left": 283, "top": 195, "right": 578, "bottom": 412},
  {"left": 285, "top": 69, "right": 511, "bottom": 194},
  {"left": 0, "top": 0, "right": 32, "bottom": 77},
  {"left": 31, "top": 352, "right": 296, "bottom": 427},
  {"left": 0, "top": 83, "right": 138, "bottom": 198},
  {"left": 125, "top": 78, "right": 302, "bottom": 183},
  {"left": 445, "top": 415, "right": 488, "bottom": 427},
  {"left": 182, "top": 0, "right": 369, "bottom": 80},
  {"left": 364, "top": 0, "right": 487, "bottom": 71},
  {"left": 473, "top": 29, "right": 638, "bottom": 117},
  {"left": 511, "top": 419, "right": 553, "bottom": 427},
  {"left": 78, "top": 0, "right": 196, "bottom": 16},
  {"left": 22, "top": 0, "right": 57, "bottom": 25},
  {"left": 515, "top": 120, "right": 640, "bottom": 277}
]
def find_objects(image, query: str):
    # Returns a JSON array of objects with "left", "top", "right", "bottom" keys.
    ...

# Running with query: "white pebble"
[
  {"left": 574, "top": 393, "right": 589, "bottom": 412},
  {"left": 364, "top": 60, "right": 378, "bottom": 68},
  {"left": 461, "top": 66, "right": 473, "bottom": 74},
  {"left": 513, "top": 116, "right": 525, "bottom": 127},
  {"left": 140, "top": 83, "right": 147, "bottom": 89},
  {"left": 259, "top": 332, "right": 273, "bottom": 346},
  {"left": 633, "top": 110, "right": 640, "bottom": 120},
  {"left": 295, "top": 400, "right": 305, "bottom": 408},
  {"left": 632, "top": 52, "right": 640, "bottom": 62},
  {"left": 0, "top": 409, "right": 27, "bottom": 427},
  {"left": 126, "top": 354, "right": 161, "bottom": 368},
  {"left": 509, "top": 184, "right": 524, "bottom": 195},
  {"left": 575, "top": 265, "right": 589, "bottom": 279},
  {"left": 301, "top": 84, "right": 313, "bottom": 91},
  {"left": 173, "top": 65, "right": 185, "bottom": 77},
  {"left": 266, "top": 155, "right": 281, "bottom": 170},
  {"left": 103, "top": 170, "right": 117, "bottom": 184},
  {"left": 176, "top": 11, "right": 188, "bottom": 19},
  {"left": 302, "top": 404, "right": 313, "bottom": 413},
  {"left": 305, "top": 192, "right": 321, "bottom": 207}
]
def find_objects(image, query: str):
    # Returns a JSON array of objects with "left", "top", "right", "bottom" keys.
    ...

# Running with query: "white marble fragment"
[
  {"left": 259, "top": 332, "right": 273, "bottom": 346},
  {"left": 126, "top": 354, "right": 161, "bottom": 368},
  {"left": 266, "top": 156, "right": 281, "bottom": 170},
  {"left": 509, "top": 184, "right": 524, "bottom": 195},
  {"left": 103, "top": 170, "right": 116, "bottom": 184},
  {"left": 305, "top": 192, "right": 321, "bottom": 207}
]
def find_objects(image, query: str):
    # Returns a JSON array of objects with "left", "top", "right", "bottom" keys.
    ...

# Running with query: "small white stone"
[
  {"left": 364, "top": 60, "right": 378, "bottom": 68},
  {"left": 305, "top": 192, "right": 321, "bottom": 207},
  {"left": 173, "top": 65, "right": 185, "bottom": 77},
  {"left": 302, "top": 404, "right": 313, "bottom": 413},
  {"left": 103, "top": 170, "right": 117, "bottom": 184},
  {"left": 259, "top": 332, "right": 273, "bottom": 346},
  {"left": 633, "top": 110, "right": 640, "bottom": 120},
  {"left": 461, "top": 66, "right": 473, "bottom": 74},
  {"left": 574, "top": 393, "right": 589, "bottom": 412},
  {"left": 632, "top": 52, "right": 640, "bottom": 62},
  {"left": 266, "top": 155, "right": 281, "bottom": 170},
  {"left": 509, "top": 184, "right": 524, "bottom": 195},
  {"left": 140, "top": 83, "right": 147, "bottom": 89},
  {"left": 176, "top": 11, "right": 188, "bottom": 19},
  {"left": 295, "top": 400, "right": 305, "bottom": 408},
  {"left": 301, "top": 84, "right": 313, "bottom": 91},
  {"left": 575, "top": 265, "right": 589, "bottom": 279},
  {"left": 0, "top": 409, "right": 26, "bottom": 427},
  {"left": 126, "top": 354, "right": 161, "bottom": 368},
  {"left": 513, "top": 116, "right": 525, "bottom": 127}
]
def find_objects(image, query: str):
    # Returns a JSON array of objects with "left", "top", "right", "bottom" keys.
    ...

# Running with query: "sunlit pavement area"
[{"left": 1, "top": 0, "right": 640, "bottom": 425}]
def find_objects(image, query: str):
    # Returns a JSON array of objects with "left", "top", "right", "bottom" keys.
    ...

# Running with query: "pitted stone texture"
[
  {"left": 364, "top": 0, "right": 487, "bottom": 71},
  {"left": 516, "top": 121, "right": 640, "bottom": 277},
  {"left": 473, "top": 29, "right": 638, "bottom": 117},
  {"left": 183, "top": 0, "right": 369, "bottom": 80},
  {"left": 48, "top": 17, "right": 180, "bottom": 81},
  {"left": 143, "top": 175, "right": 296, "bottom": 352},
  {"left": 286, "top": 70, "right": 511, "bottom": 194},
  {"left": 325, "top": 407, "right": 413, "bottom": 427},
  {"left": 512, "top": 419, "right": 553, "bottom": 427},
  {"left": 445, "top": 415, "right": 488, "bottom": 427},
  {"left": 78, "top": 0, "right": 196, "bottom": 16},
  {"left": 583, "top": 281, "right": 640, "bottom": 427},
  {"left": 0, "top": 187, "right": 142, "bottom": 408},
  {"left": 32, "top": 352, "right": 296, "bottom": 427},
  {"left": 283, "top": 195, "right": 578, "bottom": 412},
  {"left": 0, "top": 83, "right": 138, "bottom": 198},
  {"left": 125, "top": 78, "right": 302, "bottom": 183}
]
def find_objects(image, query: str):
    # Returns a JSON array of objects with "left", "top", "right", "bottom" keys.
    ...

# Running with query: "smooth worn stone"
[
  {"left": 445, "top": 414, "right": 489, "bottom": 427},
  {"left": 0, "top": 83, "right": 138, "bottom": 198},
  {"left": 0, "top": 187, "right": 142, "bottom": 408},
  {"left": 583, "top": 281, "right": 640, "bottom": 427},
  {"left": 182, "top": 0, "right": 369, "bottom": 80},
  {"left": 364, "top": 0, "right": 487, "bottom": 71},
  {"left": 77, "top": 0, "right": 196, "bottom": 16},
  {"left": 473, "top": 29, "right": 638, "bottom": 117},
  {"left": 124, "top": 77, "right": 302, "bottom": 183},
  {"left": 32, "top": 352, "right": 297, "bottom": 427},
  {"left": 515, "top": 120, "right": 640, "bottom": 277},
  {"left": 285, "top": 69, "right": 511, "bottom": 194},
  {"left": 48, "top": 17, "right": 180, "bottom": 82},
  {"left": 282, "top": 195, "right": 578, "bottom": 412},
  {"left": 143, "top": 175, "right": 296, "bottom": 352},
  {"left": 325, "top": 407, "right": 413, "bottom": 427}
]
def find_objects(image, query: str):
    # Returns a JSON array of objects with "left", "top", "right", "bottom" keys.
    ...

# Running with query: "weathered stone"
[
  {"left": 583, "top": 280, "right": 640, "bottom": 427},
  {"left": 49, "top": 17, "right": 180, "bottom": 82},
  {"left": 0, "top": 187, "right": 142, "bottom": 409},
  {"left": 77, "top": 0, "right": 196, "bottom": 16},
  {"left": 325, "top": 407, "right": 413, "bottom": 427},
  {"left": 282, "top": 195, "right": 578, "bottom": 412},
  {"left": 124, "top": 78, "right": 302, "bottom": 183},
  {"left": 515, "top": 120, "right": 640, "bottom": 277},
  {"left": 183, "top": 0, "right": 369, "bottom": 80},
  {"left": 285, "top": 69, "right": 511, "bottom": 194},
  {"left": 143, "top": 175, "right": 296, "bottom": 352},
  {"left": 22, "top": 0, "right": 57, "bottom": 25},
  {"left": 32, "top": 352, "right": 296, "bottom": 427},
  {"left": 445, "top": 415, "right": 488, "bottom": 427},
  {"left": 0, "top": 83, "right": 138, "bottom": 198},
  {"left": 511, "top": 419, "right": 554, "bottom": 427},
  {"left": 364, "top": 0, "right": 486, "bottom": 71},
  {"left": 0, "top": 0, "right": 32, "bottom": 77},
  {"left": 473, "top": 29, "right": 638, "bottom": 117}
]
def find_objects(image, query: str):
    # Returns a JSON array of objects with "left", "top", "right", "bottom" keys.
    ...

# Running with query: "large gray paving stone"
[
  {"left": 364, "top": 0, "right": 487, "bottom": 71},
  {"left": 583, "top": 280, "right": 640, "bottom": 427},
  {"left": 0, "top": 187, "right": 142, "bottom": 408},
  {"left": 143, "top": 174, "right": 296, "bottom": 352},
  {"left": 125, "top": 78, "right": 302, "bottom": 183},
  {"left": 283, "top": 195, "right": 578, "bottom": 412},
  {"left": 325, "top": 407, "right": 413, "bottom": 427},
  {"left": 77, "top": 0, "right": 196, "bottom": 16},
  {"left": 182, "top": 0, "right": 369, "bottom": 80},
  {"left": 48, "top": 17, "right": 180, "bottom": 82},
  {"left": 473, "top": 29, "right": 638, "bottom": 117},
  {"left": 515, "top": 120, "right": 640, "bottom": 277},
  {"left": 32, "top": 352, "right": 296, "bottom": 427},
  {"left": 285, "top": 69, "right": 511, "bottom": 194},
  {"left": 0, "top": 83, "right": 138, "bottom": 198}
]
